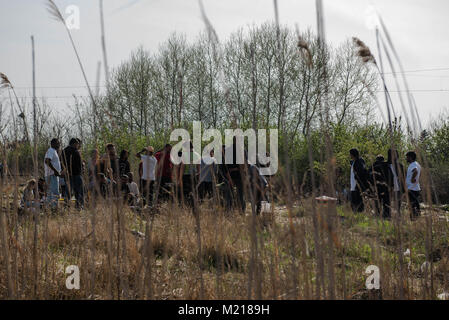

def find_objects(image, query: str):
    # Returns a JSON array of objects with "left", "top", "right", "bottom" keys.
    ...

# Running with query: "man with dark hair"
[
  {"left": 118, "top": 150, "right": 131, "bottom": 177},
  {"left": 349, "top": 148, "right": 369, "bottom": 213},
  {"left": 61, "top": 138, "right": 84, "bottom": 209},
  {"left": 406, "top": 151, "right": 421, "bottom": 219},
  {"left": 369, "top": 155, "right": 392, "bottom": 219},
  {"left": 44, "top": 138, "right": 61, "bottom": 208},
  {"left": 101, "top": 143, "right": 119, "bottom": 181}
]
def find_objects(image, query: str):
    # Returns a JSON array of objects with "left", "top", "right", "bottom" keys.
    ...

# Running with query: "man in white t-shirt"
[
  {"left": 44, "top": 138, "right": 61, "bottom": 208},
  {"left": 136, "top": 146, "right": 157, "bottom": 206},
  {"left": 406, "top": 151, "right": 421, "bottom": 219}
]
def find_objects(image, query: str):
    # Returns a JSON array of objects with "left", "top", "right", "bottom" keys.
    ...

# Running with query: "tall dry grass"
[{"left": 1, "top": 177, "right": 448, "bottom": 300}]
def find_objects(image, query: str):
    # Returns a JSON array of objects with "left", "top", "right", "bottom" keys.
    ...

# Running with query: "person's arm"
[
  {"left": 45, "top": 158, "right": 60, "bottom": 176},
  {"left": 411, "top": 168, "right": 418, "bottom": 183},
  {"left": 136, "top": 149, "right": 146, "bottom": 159}
]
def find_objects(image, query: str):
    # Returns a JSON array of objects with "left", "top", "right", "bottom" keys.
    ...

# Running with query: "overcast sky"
[{"left": 1, "top": 0, "right": 448, "bottom": 127}]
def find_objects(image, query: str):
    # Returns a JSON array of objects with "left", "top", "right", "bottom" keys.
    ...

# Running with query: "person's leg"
[
  {"left": 396, "top": 191, "right": 402, "bottom": 213},
  {"left": 409, "top": 190, "right": 421, "bottom": 218},
  {"left": 382, "top": 187, "right": 391, "bottom": 219},
  {"left": 63, "top": 178, "right": 71, "bottom": 206},
  {"left": 408, "top": 190, "right": 417, "bottom": 218},
  {"left": 351, "top": 190, "right": 364, "bottom": 213},
  {"left": 183, "top": 175, "right": 193, "bottom": 206},
  {"left": 46, "top": 175, "right": 59, "bottom": 209},
  {"left": 221, "top": 182, "right": 232, "bottom": 211},
  {"left": 149, "top": 180, "right": 154, "bottom": 206},
  {"left": 351, "top": 190, "right": 360, "bottom": 213},
  {"left": 72, "top": 175, "right": 84, "bottom": 209},
  {"left": 206, "top": 181, "right": 213, "bottom": 198},
  {"left": 141, "top": 179, "right": 148, "bottom": 206},
  {"left": 198, "top": 182, "right": 205, "bottom": 201},
  {"left": 255, "top": 190, "right": 262, "bottom": 215},
  {"left": 155, "top": 177, "right": 165, "bottom": 201},
  {"left": 359, "top": 192, "right": 365, "bottom": 212},
  {"left": 235, "top": 178, "right": 246, "bottom": 213}
]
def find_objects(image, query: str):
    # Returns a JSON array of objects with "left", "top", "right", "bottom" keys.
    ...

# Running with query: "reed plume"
[
  {"left": 46, "top": 0, "right": 98, "bottom": 119},
  {"left": 295, "top": 25, "right": 313, "bottom": 67},
  {"left": 0, "top": 73, "right": 31, "bottom": 144}
]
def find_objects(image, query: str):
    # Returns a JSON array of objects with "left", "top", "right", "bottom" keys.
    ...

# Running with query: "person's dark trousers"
[
  {"left": 221, "top": 182, "right": 233, "bottom": 212},
  {"left": 232, "top": 178, "right": 246, "bottom": 213},
  {"left": 141, "top": 179, "right": 154, "bottom": 206},
  {"left": 70, "top": 175, "right": 84, "bottom": 209},
  {"left": 179, "top": 175, "right": 193, "bottom": 206},
  {"left": 61, "top": 181, "right": 70, "bottom": 204},
  {"left": 157, "top": 176, "right": 172, "bottom": 201},
  {"left": 253, "top": 189, "right": 263, "bottom": 215},
  {"left": 351, "top": 189, "right": 364, "bottom": 213},
  {"left": 199, "top": 181, "right": 213, "bottom": 200},
  {"left": 374, "top": 186, "right": 390, "bottom": 219},
  {"left": 408, "top": 190, "right": 421, "bottom": 218}
]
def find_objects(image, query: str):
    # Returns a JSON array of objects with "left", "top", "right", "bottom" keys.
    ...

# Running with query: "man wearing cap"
[{"left": 136, "top": 146, "right": 157, "bottom": 206}]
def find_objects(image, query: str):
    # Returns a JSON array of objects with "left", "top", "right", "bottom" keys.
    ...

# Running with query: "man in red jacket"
[{"left": 155, "top": 144, "right": 173, "bottom": 201}]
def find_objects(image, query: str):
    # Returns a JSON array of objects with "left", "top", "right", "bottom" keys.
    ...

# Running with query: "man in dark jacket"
[
  {"left": 369, "top": 155, "right": 392, "bottom": 219},
  {"left": 349, "top": 148, "right": 369, "bottom": 213},
  {"left": 61, "top": 138, "right": 84, "bottom": 209},
  {"left": 387, "top": 149, "right": 405, "bottom": 214}
]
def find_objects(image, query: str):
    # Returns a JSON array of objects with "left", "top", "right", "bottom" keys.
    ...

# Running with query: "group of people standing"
[
  {"left": 24, "top": 137, "right": 268, "bottom": 214},
  {"left": 348, "top": 148, "right": 422, "bottom": 220}
]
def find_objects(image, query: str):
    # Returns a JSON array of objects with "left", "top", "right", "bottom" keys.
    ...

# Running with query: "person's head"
[
  {"left": 91, "top": 149, "right": 99, "bottom": 160},
  {"left": 387, "top": 149, "right": 400, "bottom": 164},
  {"left": 69, "top": 138, "right": 81, "bottom": 150},
  {"left": 120, "top": 174, "right": 129, "bottom": 184},
  {"left": 120, "top": 150, "right": 129, "bottom": 161},
  {"left": 210, "top": 149, "right": 214, "bottom": 157},
  {"left": 146, "top": 146, "right": 154, "bottom": 156},
  {"left": 128, "top": 172, "right": 134, "bottom": 182},
  {"left": 106, "top": 143, "right": 116, "bottom": 157},
  {"left": 406, "top": 151, "right": 417, "bottom": 163},
  {"left": 50, "top": 138, "right": 60, "bottom": 150},
  {"left": 27, "top": 179, "right": 36, "bottom": 189},
  {"left": 349, "top": 148, "right": 359, "bottom": 160},
  {"left": 164, "top": 144, "right": 172, "bottom": 152},
  {"left": 375, "top": 155, "right": 385, "bottom": 163}
]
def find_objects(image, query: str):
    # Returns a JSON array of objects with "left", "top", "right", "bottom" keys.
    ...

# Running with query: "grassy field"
[{"left": 1, "top": 179, "right": 448, "bottom": 300}]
